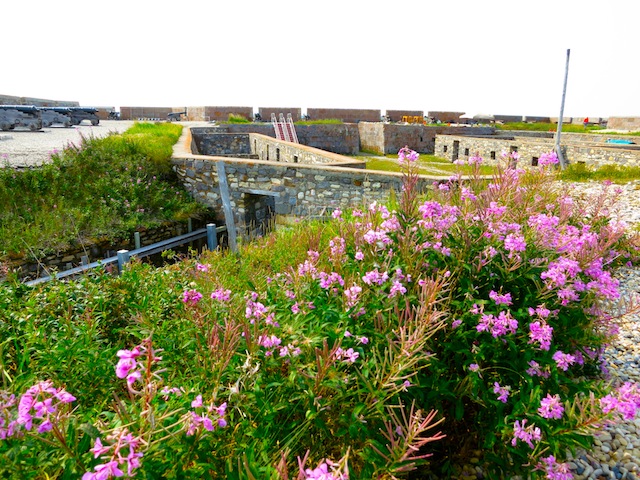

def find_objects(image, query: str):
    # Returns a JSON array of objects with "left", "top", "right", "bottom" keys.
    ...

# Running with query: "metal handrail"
[{"left": 25, "top": 224, "right": 226, "bottom": 286}]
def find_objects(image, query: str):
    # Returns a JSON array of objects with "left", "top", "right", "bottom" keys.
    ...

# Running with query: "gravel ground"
[{"left": 0, "top": 120, "right": 136, "bottom": 167}]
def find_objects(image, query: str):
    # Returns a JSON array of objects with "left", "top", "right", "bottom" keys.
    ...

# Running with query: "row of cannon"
[{"left": 0, "top": 105, "right": 100, "bottom": 131}]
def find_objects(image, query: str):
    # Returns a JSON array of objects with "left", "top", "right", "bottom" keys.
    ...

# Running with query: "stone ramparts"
[
  {"left": 607, "top": 117, "right": 640, "bottom": 131},
  {"left": 306, "top": 108, "right": 381, "bottom": 123},
  {"left": 358, "top": 123, "right": 495, "bottom": 155},
  {"left": 435, "top": 133, "right": 640, "bottom": 167}
]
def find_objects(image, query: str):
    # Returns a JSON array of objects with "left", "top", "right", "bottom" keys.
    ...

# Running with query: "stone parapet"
[
  {"left": 607, "top": 117, "right": 640, "bottom": 131},
  {"left": 306, "top": 108, "right": 380, "bottom": 123}
]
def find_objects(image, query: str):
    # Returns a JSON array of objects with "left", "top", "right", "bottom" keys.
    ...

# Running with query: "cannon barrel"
[{"left": 0, "top": 104, "right": 40, "bottom": 113}]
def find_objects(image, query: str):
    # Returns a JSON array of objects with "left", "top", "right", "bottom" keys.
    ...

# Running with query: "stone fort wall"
[{"left": 434, "top": 133, "right": 640, "bottom": 168}]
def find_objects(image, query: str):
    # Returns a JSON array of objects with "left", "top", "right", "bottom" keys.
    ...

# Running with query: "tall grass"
[{"left": 558, "top": 162, "right": 640, "bottom": 182}]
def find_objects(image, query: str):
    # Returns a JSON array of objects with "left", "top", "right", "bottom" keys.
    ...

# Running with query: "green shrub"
[{"left": 226, "top": 114, "right": 251, "bottom": 124}]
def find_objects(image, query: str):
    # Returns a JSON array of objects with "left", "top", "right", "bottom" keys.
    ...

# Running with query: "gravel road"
[{"left": 0, "top": 120, "right": 136, "bottom": 168}]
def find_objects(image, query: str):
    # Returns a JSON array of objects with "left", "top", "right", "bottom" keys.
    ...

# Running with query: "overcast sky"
[{"left": 3, "top": 0, "right": 638, "bottom": 118}]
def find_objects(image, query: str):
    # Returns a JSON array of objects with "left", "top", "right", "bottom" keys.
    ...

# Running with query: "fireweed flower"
[
  {"left": 182, "top": 289, "right": 203, "bottom": 305},
  {"left": 329, "top": 237, "right": 346, "bottom": 258},
  {"left": 398, "top": 146, "right": 419, "bottom": 165},
  {"left": 388, "top": 280, "right": 407, "bottom": 298},
  {"left": 211, "top": 288, "right": 232, "bottom": 302},
  {"left": 538, "top": 455, "right": 573, "bottom": 480},
  {"left": 599, "top": 382, "right": 640, "bottom": 420},
  {"left": 318, "top": 271, "right": 345, "bottom": 290},
  {"left": 468, "top": 154, "right": 483, "bottom": 165},
  {"left": 335, "top": 347, "right": 359, "bottom": 364},
  {"left": 332, "top": 209, "right": 342, "bottom": 220},
  {"left": 538, "top": 393, "right": 565, "bottom": 420},
  {"left": 552, "top": 351, "right": 576, "bottom": 371},
  {"left": 511, "top": 419, "right": 541, "bottom": 449},
  {"left": 489, "top": 290, "right": 512, "bottom": 306},
  {"left": 476, "top": 311, "right": 518, "bottom": 338},
  {"left": 83, "top": 428, "right": 143, "bottom": 479},
  {"left": 196, "top": 263, "right": 210, "bottom": 272},
  {"left": 493, "top": 382, "right": 511, "bottom": 403},
  {"left": 538, "top": 151, "right": 559, "bottom": 166},
  {"left": 14, "top": 381, "right": 75, "bottom": 435},
  {"left": 344, "top": 284, "right": 362, "bottom": 308},
  {"left": 362, "top": 269, "right": 389, "bottom": 286},
  {"left": 185, "top": 398, "right": 228, "bottom": 436},
  {"left": 529, "top": 321, "right": 554, "bottom": 351}
]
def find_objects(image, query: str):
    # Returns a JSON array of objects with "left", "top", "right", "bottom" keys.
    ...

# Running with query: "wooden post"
[
  {"left": 216, "top": 161, "right": 238, "bottom": 253},
  {"left": 134, "top": 231, "right": 141, "bottom": 250},
  {"left": 207, "top": 223, "right": 218, "bottom": 251},
  {"left": 555, "top": 49, "right": 570, "bottom": 169}
]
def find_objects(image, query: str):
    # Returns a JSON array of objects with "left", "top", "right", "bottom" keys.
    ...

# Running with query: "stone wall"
[
  {"left": 428, "top": 111, "right": 464, "bottom": 123},
  {"left": 120, "top": 106, "right": 173, "bottom": 120},
  {"left": 171, "top": 156, "right": 435, "bottom": 233},
  {"left": 206, "top": 123, "right": 360, "bottom": 155},
  {"left": 258, "top": 107, "right": 302, "bottom": 122},
  {"left": 191, "top": 133, "right": 255, "bottom": 157},
  {"left": 306, "top": 108, "right": 381, "bottom": 123},
  {"left": 385, "top": 110, "right": 424, "bottom": 122},
  {"left": 358, "top": 123, "right": 496, "bottom": 155},
  {"left": 187, "top": 106, "right": 254, "bottom": 122},
  {"left": 607, "top": 117, "right": 640, "bottom": 131},
  {"left": 435, "top": 134, "right": 640, "bottom": 168},
  {"left": 249, "top": 134, "right": 365, "bottom": 167}
]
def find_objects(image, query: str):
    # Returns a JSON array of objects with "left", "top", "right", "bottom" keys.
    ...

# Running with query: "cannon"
[
  {"left": 40, "top": 107, "right": 72, "bottom": 127},
  {"left": 167, "top": 111, "right": 187, "bottom": 122},
  {"left": 68, "top": 107, "right": 100, "bottom": 126},
  {"left": 0, "top": 105, "right": 43, "bottom": 131}
]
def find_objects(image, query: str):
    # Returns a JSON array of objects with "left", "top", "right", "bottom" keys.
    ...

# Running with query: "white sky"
[{"left": 3, "top": 0, "right": 639, "bottom": 118}]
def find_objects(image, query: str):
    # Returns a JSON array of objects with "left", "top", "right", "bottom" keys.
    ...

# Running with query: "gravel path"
[{"left": 0, "top": 120, "right": 135, "bottom": 167}]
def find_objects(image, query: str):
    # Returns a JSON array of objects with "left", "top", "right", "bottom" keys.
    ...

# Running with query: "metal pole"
[
  {"left": 134, "top": 232, "right": 141, "bottom": 250},
  {"left": 555, "top": 49, "right": 570, "bottom": 169},
  {"left": 207, "top": 223, "right": 218, "bottom": 251},
  {"left": 117, "top": 249, "right": 130, "bottom": 274}
]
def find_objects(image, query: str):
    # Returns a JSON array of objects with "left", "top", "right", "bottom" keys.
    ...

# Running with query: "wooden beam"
[{"left": 216, "top": 161, "right": 238, "bottom": 253}]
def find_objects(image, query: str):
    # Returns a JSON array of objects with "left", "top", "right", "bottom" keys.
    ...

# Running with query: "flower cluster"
[
  {"left": 303, "top": 459, "right": 349, "bottom": 479},
  {"left": 84, "top": 428, "right": 144, "bottom": 479},
  {"left": 185, "top": 395, "right": 228, "bottom": 436},
  {"left": 599, "top": 381, "right": 640, "bottom": 420},
  {"left": 511, "top": 419, "right": 541, "bottom": 449},
  {"left": 1, "top": 381, "right": 75, "bottom": 438},
  {"left": 115, "top": 341, "right": 162, "bottom": 388},
  {"left": 538, "top": 393, "right": 565, "bottom": 420}
]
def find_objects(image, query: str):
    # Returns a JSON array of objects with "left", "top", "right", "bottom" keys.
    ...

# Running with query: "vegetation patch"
[
  {"left": 0, "top": 122, "right": 207, "bottom": 261},
  {"left": 496, "top": 122, "right": 605, "bottom": 133},
  {"left": 295, "top": 118, "right": 344, "bottom": 125}
]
